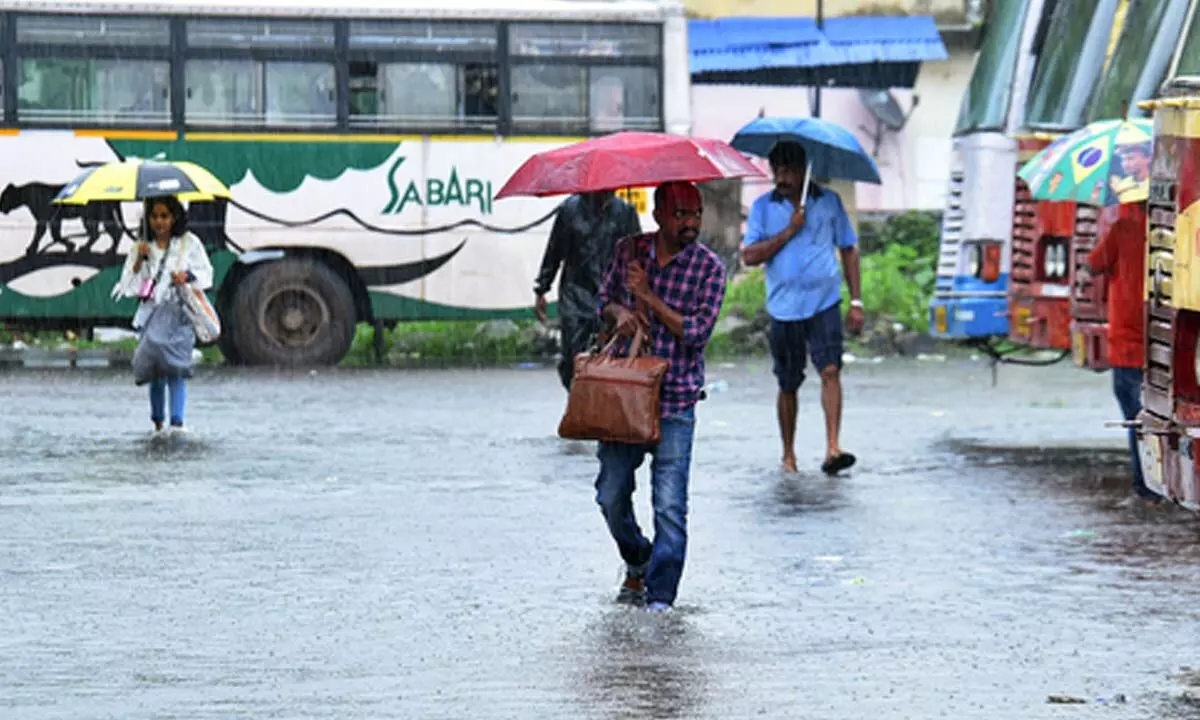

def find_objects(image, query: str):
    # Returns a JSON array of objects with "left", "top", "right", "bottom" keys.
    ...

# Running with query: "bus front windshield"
[
  {"left": 1085, "top": 0, "right": 1190, "bottom": 121},
  {"left": 953, "top": 0, "right": 1032, "bottom": 135},
  {"left": 1171, "top": 3, "right": 1200, "bottom": 76},
  {"left": 1024, "top": 0, "right": 1123, "bottom": 130}
]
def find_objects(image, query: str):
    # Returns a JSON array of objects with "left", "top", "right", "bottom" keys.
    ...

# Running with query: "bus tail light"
[
  {"left": 981, "top": 242, "right": 1002, "bottom": 283},
  {"left": 965, "top": 241, "right": 1002, "bottom": 283}
]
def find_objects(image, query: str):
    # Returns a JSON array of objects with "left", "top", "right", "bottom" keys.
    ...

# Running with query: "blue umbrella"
[{"left": 731, "top": 116, "right": 882, "bottom": 185}]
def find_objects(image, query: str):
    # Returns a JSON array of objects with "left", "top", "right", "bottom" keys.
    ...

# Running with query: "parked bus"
[
  {"left": 1006, "top": 0, "right": 1128, "bottom": 352},
  {"left": 1069, "top": 0, "right": 1192, "bottom": 371},
  {"left": 0, "top": 0, "right": 691, "bottom": 365},
  {"left": 1136, "top": 2, "right": 1200, "bottom": 510},
  {"left": 928, "top": 0, "right": 1049, "bottom": 345}
]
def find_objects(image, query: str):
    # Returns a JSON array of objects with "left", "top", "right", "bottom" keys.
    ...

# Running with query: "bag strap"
[
  {"left": 627, "top": 236, "right": 652, "bottom": 339},
  {"left": 148, "top": 242, "right": 171, "bottom": 288}
]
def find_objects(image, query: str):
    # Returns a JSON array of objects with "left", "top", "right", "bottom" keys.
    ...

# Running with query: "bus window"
[
  {"left": 1024, "top": 0, "right": 1121, "bottom": 129},
  {"left": 186, "top": 18, "right": 335, "bottom": 51},
  {"left": 347, "top": 20, "right": 498, "bottom": 130},
  {"left": 1085, "top": 0, "right": 1189, "bottom": 121},
  {"left": 186, "top": 60, "right": 261, "bottom": 126},
  {"left": 184, "top": 18, "right": 336, "bottom": 127},
  {"left": 589, "top": 66, "right": 660, "bottom": 132},
  {"left": 15, "top": 15, "right": 171, "bottom": 126},
  {"left": 954, "top": 0, "right": 1033, "bottom": 134},
  {"left": 1173, "top": 6, "right": 1200, "bottom": 75},
  {"left": 511, "top": 65, "right": 586, "bottom": 132},
  {"left": 508, "top": 22, "right": 661, "bottom": 133}
]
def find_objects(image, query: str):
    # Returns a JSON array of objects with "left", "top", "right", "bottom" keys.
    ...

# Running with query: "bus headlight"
[{"left": 966, "top": 245, "right": 982, "bottom": 277}]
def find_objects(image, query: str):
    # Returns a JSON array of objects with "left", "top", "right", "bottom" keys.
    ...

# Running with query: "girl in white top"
[{"left": 113, "top": 196, "right": 214, "bottom": 433}]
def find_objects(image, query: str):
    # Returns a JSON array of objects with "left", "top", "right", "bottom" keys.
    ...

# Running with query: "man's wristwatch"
[{"left": 849, "top": 299, "right": 864, "bottom": 310}]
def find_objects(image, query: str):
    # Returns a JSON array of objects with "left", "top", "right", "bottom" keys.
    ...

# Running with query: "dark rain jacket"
[{"left": 534, "top": 193, "right": 641, "bottom": 387}]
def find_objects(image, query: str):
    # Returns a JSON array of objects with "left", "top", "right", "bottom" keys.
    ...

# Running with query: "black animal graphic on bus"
[{"left": 0, "top": 182, "right": 125, "bottom": 256}]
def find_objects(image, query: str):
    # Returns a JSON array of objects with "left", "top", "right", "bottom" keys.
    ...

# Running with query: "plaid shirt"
[{"left": 596, "top": 232, "right": 728, "bottom": 418}]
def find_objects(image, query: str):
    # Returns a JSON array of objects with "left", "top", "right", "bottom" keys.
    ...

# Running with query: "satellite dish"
[{"left": 856, "top": 89, "right": 920, "bottom": 157}]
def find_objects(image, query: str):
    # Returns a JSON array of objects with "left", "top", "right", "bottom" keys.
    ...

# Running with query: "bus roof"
[{"left": 0, "top": 0, "right": 684, "bottom": 22}]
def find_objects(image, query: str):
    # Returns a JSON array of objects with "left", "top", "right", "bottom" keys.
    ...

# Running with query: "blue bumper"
[{"left": 928, "top": 274, "right": 1010, "bottom": 339}]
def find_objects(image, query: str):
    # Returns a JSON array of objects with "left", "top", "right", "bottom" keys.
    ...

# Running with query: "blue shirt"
[{"left": 743, "top": 186, "right": 857, "bottom": 322}]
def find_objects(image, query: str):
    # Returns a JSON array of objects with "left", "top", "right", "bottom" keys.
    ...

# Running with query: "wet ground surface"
[{"left": 1, "top": 357, "right": 1198, "bottom": 719}]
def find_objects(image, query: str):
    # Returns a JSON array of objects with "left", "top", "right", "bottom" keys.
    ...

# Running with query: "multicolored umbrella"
[
  {"left": 52, "top": 158, "right": 231, "bottom": 206},
  {"left": 1017, "top": 118, "right": 1152, "bottom": 206}
]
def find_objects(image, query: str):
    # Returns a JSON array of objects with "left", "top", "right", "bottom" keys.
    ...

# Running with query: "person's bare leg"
[
  {"left": 820, "top": 366, "right": 843, "bottom": 463},
  {"left": 778, "top": 389, "right": 798, "bottom": 472}
]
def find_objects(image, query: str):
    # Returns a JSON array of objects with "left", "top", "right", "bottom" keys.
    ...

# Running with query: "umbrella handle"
[{"left": 800, "top": 161, "right": 811, "bottom": 207}]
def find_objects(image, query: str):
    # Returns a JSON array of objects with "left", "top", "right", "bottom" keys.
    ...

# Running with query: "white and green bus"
[{"left": 0, "top": 0, "right": 691, "bottom": 364}]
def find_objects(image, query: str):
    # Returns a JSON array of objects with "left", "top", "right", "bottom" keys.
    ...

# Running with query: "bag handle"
[{"left": 598, "top": 326, "right": 646, "bottom": 358}]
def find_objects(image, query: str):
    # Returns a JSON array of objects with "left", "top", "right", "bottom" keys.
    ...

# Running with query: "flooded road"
[{"left": 1, "top": 358, "right": 1198, "bottom": 719}]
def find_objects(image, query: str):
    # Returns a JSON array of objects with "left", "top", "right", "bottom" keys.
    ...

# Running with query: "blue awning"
[{"left": 690, "top": 16, "right": 950, "bottom": 89}]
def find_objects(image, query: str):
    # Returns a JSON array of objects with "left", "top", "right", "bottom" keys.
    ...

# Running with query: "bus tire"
[
  {"left": 229, "top": 258, "right": 357, "bottom": 367},
  {"left": 216, "top": 322, "right": 244, "bottom": 366}
]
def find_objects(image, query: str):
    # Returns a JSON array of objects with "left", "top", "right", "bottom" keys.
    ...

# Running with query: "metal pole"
[{"left": 814, "top": 0, "right": 823, "bottom": 118}]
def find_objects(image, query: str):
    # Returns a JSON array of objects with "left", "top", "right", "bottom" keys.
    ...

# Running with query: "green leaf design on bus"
[{"left": 107, "top": 139, "right": 400, "bottom": 193}]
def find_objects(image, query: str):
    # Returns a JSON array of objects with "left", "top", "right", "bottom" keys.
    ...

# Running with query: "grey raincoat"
[{"left": 534, "top": 192, "right": 641, "bottom": 389}]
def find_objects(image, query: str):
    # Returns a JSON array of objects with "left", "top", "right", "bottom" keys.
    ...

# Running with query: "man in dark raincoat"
[{"left": 534, "top": 190, "right": 642, "bottom": 390}]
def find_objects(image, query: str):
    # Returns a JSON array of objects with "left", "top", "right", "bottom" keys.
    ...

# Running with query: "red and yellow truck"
[{"left": 1136, "top": 83, "right": 1200, "bottom": 511}]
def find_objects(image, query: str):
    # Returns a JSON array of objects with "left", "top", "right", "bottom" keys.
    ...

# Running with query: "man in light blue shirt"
[{"left": 741, "top": 141, "right": 864, "bottom": 475}]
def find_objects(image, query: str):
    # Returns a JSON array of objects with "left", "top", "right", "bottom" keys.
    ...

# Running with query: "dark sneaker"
[{"left": 616, "top": 574, "right": 645, "bottom": 606}]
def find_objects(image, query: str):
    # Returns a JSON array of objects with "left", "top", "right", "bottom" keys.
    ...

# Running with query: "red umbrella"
[{"left": 495, "top": 131, "right": 766, "bottom": 199}]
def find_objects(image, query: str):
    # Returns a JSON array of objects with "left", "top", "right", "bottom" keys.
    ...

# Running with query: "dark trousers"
[{"left": 1112, "top": 366, "right": 1153, "bottom": 497}]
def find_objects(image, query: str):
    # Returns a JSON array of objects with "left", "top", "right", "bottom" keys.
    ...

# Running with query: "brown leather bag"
[{"left": 557, "top": 326, "right": 669, "bottom": 445}]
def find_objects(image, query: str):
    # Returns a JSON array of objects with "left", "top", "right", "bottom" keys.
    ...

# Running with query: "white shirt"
[{"left": 112, "top": 232, "right": 214, "bottom": 328}]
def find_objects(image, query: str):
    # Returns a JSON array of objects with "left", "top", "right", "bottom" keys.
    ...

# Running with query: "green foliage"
[
  {"left": 718, "top": 267, "right": 766, "bottom": 321},
  {"left": 858, "top": 210, "right": 941, "bottom": 257},
  {"left": 341, "top": 320, "right": 546, "bottom": 366},
  {"left": 842, "top": 243, "right": 936, "bottom": 332},
  {"left": 878, "top": 210, "right": 941, "bottom": 258}
]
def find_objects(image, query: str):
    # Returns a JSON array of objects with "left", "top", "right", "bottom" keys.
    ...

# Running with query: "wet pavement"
[{"left": 1, "top": 358, "right": 1198, "bottom": 719}]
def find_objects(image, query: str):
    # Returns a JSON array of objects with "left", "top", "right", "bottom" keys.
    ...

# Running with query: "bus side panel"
[{"left": 109, "top": 135, "right": 657, "bottom": 322}]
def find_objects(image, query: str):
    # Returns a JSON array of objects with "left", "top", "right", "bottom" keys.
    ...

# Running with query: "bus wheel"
[
  {"left": 230, "top": 258, "right": 357, "bottom": 366},
  {"left": 216, "top": 323, "right": 243, "bottom": 366}
]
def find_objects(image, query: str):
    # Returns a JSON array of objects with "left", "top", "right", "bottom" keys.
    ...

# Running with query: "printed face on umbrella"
[
  {"left": 654, "top": 182, "right": 703, "bottom": 245},
  {"left": 1116, "top": 143, "right": 1151, "bottom": 182}
]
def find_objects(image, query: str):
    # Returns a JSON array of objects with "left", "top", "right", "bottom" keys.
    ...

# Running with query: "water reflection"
[
  {"left": 574, "top": 608, "right": 709, "bottom": 720},
  {"left": 770, "top": 473, "right": 848, "bottom": 517}
]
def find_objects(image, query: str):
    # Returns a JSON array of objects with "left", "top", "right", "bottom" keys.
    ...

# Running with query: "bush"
[
  {"left": 842, "top": 243, "right": 936, "bottom": 332},
  {"left": 858, "top": 210, "right": 941, "bottom": 257}
]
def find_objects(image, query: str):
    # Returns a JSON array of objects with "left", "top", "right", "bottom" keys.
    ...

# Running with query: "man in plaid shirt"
[{"left": 593, "top": 181, "right": 727, "bottom": 613}]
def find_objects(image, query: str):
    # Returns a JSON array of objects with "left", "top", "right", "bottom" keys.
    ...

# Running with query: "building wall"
[{"left": 691, "top": 46, "right": 976, "bottom": 216}]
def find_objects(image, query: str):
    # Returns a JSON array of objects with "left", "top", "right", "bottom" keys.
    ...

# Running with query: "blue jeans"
[
  {"left": 150, "top": 375, "right": 187, "bottom": 427},
  {"left": 1112, "top": 367, "right": 1151, "bottom": 496},
  {"left": 594, "top": 406, "right": 696, "bottom": 607}
]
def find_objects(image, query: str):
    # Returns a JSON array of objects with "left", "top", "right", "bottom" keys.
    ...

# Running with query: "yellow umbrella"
[{"left": 52, "top": 158, "right": 231, "bottom": 206}]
